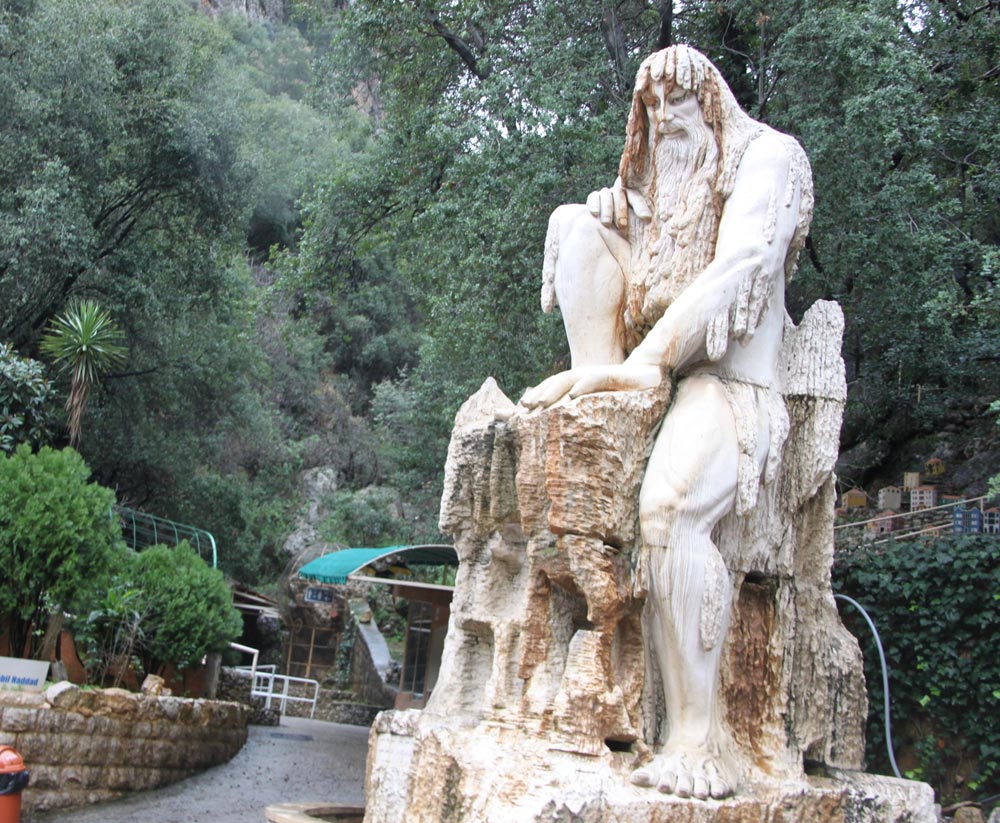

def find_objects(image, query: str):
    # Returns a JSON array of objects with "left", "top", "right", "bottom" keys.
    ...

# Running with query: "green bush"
[
  {"left": 0, "top": 343, "right": 57, "bottom": 453},
  {"left": 0, "top": 445, "right": 120, "bottom": 657},
  {"left": 130, "top": 543, "right": 242, "bottom": 673},
  {"left": 73, "top": 578, "right": 147, "bottom": 688},
  {"left": 73, "top": 542, "right": 243, "bottom": 685},
  {"left": 833, "top": 535, "right": 1000, "bottom": 802}
]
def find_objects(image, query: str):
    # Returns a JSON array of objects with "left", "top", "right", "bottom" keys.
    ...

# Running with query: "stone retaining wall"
[
  {"left": 348, "top": 603, "right": 397, "bottom": 709},
  {"left": 0, "top": 681, "right": 249, "bottom": 813},
  {"left": 282, "top": 685, "right": 384, "bottom": 726}
]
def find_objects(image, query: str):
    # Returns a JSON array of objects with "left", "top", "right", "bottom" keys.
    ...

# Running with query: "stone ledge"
[{"left": 0, "top": 682, "right": 249, "bottom": 812}]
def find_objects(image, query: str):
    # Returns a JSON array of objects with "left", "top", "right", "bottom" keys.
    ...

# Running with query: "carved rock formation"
[{"left": 363, "top": 303, "right": 935, "bottom": 822}]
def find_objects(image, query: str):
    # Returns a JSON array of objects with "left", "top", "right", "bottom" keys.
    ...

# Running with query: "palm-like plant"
[{"left": 40, "top": 299, "right": 127, "bottom": 447}]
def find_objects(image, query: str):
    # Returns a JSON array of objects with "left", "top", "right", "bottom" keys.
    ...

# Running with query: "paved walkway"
[{"left": 30, "top": 717, "right": 369, "bottom": 823}]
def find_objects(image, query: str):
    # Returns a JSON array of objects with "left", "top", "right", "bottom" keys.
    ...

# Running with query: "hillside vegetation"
[{"left": 1, "top": 0, "right": 997, "bottom": 580}]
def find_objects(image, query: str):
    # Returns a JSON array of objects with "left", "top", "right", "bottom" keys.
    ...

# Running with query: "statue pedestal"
[
  {"left": 363, "top": 304, "right": 935, "bottom": 823},
  {"left": 365, "top": 710, "right": 936, "bottom": 823}
]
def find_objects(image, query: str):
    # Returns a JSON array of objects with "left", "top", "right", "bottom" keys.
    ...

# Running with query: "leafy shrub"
[
  {"left": 73, "top": 579, "right": 147, "bottom": 688},
  {"left": 73, "top": 542, "right": 242, "bottom": 684},
  {"left": 130, "top": 543, "right": 243, "bottom": 673},
  {"left": 0, "top": 445, "right": 120, "bottom": 657},
  {"left": 0, "top": 343, "right": 57, "bottom": 453},
  {"left": 833, "top": 535, "right": 1000, "bottom": 802}
]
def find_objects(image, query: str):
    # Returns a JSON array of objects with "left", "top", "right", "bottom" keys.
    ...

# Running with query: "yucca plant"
[{"left": 40, "top": 299, "right": 127, "bottom": 446}]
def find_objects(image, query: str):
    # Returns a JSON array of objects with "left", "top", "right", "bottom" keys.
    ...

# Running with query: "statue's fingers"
[
  {"left": 599, "top": 188, "right": 615, "bottom": 226},
  {"left": 746, "top": 277, "right": 772, "bottom": 339},
  {"left": 520, "top": 371, "right": 580, "bottom": 408},
  {"left": 625, "top": 187, "right": 652, "bottom": 221},
  {"left": 586, "top": 190, "right": 601, "bottom": 216},
  {"left": 566, "top": 373, "right": 611, "bottom": 398},
  {"left": 612, "top": 177, "right": 629, "bottom": 230}
]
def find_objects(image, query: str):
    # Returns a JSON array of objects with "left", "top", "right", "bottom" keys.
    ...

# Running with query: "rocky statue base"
[
  {"left": 366, "top": 710, "right": 934, "bottom": 823},
  {"left": 363, "top": 303, "right": 935, "bottom": 823}
]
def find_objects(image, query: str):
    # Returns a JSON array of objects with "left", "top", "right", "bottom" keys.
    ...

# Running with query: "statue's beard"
[
  {"left": 651, "top": 121, "right": 714, "bottom": 224},
  {"left": 623, "top": 116, "right": 720, "bottom": 349}
]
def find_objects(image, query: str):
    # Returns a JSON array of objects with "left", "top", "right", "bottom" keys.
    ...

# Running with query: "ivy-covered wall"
[{"left": 833, "top": 535, "right": 1000, "bottom": 805}]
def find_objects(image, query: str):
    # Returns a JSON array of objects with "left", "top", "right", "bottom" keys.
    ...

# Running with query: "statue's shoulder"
[
  {"left": 744, "top": 126, "right": 808, "bottom": 167},
  {"left": 739, "top": 127, "right": 813, "bottom": 195}
]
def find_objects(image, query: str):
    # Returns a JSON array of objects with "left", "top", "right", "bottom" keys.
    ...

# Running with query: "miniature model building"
[
  {"left": 910, "top": 485, "right": 939, "bottom": 511},
  {"left": 877, "top": 485, "right": 902, "bottom": 510},
  {"left": 842, "top": 487, "right": 868, "bottom": 509}
]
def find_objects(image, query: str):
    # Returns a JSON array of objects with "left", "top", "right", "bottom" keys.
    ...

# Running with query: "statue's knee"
[{"left": 639, "top": 483, "right": 685, "bottom": 545}]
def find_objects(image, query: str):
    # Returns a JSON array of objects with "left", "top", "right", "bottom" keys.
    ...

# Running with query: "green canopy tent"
[{"left": 296, "top": 544, "right": 458, "bottom": 585}]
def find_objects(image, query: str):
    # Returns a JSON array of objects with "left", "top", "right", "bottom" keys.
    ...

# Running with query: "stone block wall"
[{"left": 0, "top": 681, "right": 249, "bottom": 813}]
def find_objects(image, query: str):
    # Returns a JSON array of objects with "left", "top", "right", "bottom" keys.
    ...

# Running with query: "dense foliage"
[
  {"left": 2, "top": 0, "right": 998, "bottom": 583},
  {"left": 834, "top": 536, "right": 1000, "bottom": 802},
  {"left": 0, "top": 0, "right": 366, "bottom": 579},
  {"left": 0, "top": 343, "right": 56, "bottom": 453},
  {"left": 0, "top": 445, "right": 122, "bottom": 658}
]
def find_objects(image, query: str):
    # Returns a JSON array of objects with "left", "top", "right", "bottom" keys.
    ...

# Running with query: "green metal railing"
[{"left": 114, "top": 505, "right": 218, "bottom": 568}]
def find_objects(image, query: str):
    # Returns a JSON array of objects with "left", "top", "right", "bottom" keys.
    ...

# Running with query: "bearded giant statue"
[{"left": 362, "top": 46, "right": 937, "bottom": 823}]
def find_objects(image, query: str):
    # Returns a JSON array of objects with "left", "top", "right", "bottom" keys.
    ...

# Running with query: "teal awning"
[{"left": 297, "top": 544, "right": 458, "bottom": 585}]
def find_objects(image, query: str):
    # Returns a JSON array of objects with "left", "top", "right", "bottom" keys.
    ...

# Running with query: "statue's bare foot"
[{"left": 630, "top": 747, "right": 734, "bottom": 800}]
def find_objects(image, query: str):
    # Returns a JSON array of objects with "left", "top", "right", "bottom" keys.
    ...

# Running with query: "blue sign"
[{"left": 305, "top": 587, "right": 334, "bottom": 604}]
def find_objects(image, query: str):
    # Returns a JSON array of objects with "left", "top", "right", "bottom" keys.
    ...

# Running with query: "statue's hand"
[
  {"left": 586, "top": 177, "right": 651, "bottom": 231},
  {"left": 520, "top": 364, "right": 662, "bottom": 409}
]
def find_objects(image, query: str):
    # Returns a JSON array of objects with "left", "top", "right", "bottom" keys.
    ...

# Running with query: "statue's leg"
[
  {"left": 630, "top": 373, "right": 750, "bottom": 800},
  {"left": 543, "top": 204, "right": 629, "bottom": 367}
]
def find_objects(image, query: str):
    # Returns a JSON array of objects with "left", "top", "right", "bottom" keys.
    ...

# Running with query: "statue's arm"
[
  {"left": 625, "top": 134, "right": 801, "bottom": 373},
  {"left": 521, "top": 133, "right": 803, "bottom": 410}
]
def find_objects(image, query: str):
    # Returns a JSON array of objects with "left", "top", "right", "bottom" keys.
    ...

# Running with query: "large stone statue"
[
  {"left": 520, "top": 44, "right": 811, "bottom": 800},
  {"left": 363, "top": 46, "right": 936, "bottom": 823}
]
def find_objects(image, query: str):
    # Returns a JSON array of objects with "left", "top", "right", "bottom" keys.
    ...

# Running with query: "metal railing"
[
  {"left": 115, "top": 505, "right": 218, "bottom": 567},
  {"left": 229, "top": 643, "right": 319, "bottom": 718},
  {"left": 247, "top": 670, "right": 320, "bottom": 718}
]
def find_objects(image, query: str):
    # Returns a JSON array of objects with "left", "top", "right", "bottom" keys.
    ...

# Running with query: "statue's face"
[{"left": 640, "top": 83, "right": 704, "bottom": 139}]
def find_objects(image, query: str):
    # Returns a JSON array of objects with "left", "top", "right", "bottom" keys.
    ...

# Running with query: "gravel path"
[{"left": 29, "top": 717, "right": 370, "bottom": 823}]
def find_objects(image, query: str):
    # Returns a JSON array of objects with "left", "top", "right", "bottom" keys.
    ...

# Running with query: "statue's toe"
[
  {"left": 629, "top": 766, "right": 655, "bottom": 788},
  {"left": 673, "top": 772, "right": 693, "bottom": 798},
  {"left": 656, "top": 768, "right": 678, "bottom": 795},
  {"left": 709, "top": 774, "right": 731, "bottom": 799}
]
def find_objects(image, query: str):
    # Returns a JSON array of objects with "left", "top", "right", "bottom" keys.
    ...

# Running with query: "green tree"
[
  {"left": 0, "top": 445, "right": 122, "bottom": 658},
  {"left": 0, "top": 0, "right": 254, "bottom": 347},
  {"left": 285, "top": 0, "right": 661, "bottom": 506},
  {"left": 40, "top": 299, "right": 127, "bottom": 447}
]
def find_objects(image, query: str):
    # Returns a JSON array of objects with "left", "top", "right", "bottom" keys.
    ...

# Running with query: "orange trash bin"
[{"left": 0, "top": 746, "right": 28, "bottom": 823}]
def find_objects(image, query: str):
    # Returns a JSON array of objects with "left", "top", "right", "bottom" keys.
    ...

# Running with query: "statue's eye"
[{"left": 667, "top": 90, "right": 691, "bottom": 105}]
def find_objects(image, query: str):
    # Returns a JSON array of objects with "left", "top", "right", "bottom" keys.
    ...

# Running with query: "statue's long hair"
[{"left": 618, "top": 45, "right": 760, "bottom": 206}]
